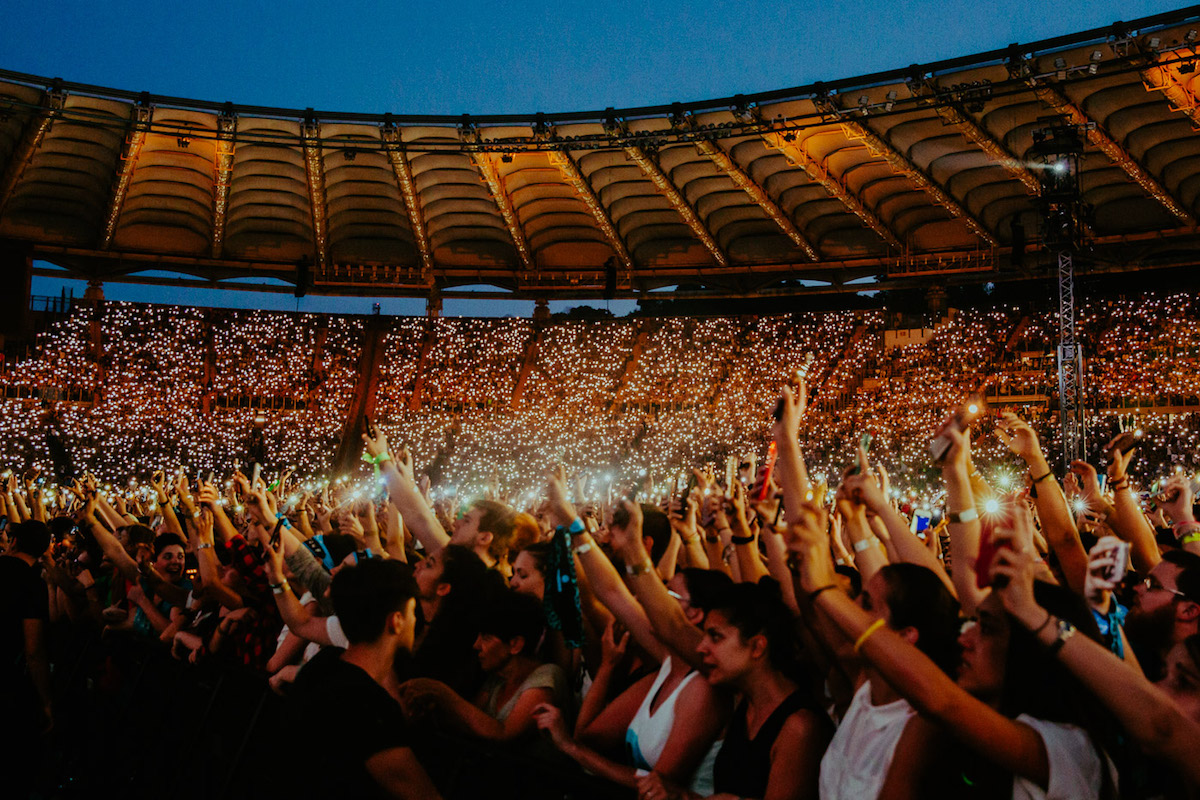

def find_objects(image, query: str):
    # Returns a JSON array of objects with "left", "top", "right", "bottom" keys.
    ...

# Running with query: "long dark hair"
[
  {"left": 927, "top": 581, "right": 1120, "bottom": 799},
  {"left": 879, "top": 563, "right": 961, "bottom": 675},
  {"left": 405, "top": 545, "right": 504, "bottom": 696}
]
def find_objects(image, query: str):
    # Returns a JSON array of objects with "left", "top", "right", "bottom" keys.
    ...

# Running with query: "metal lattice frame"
[{"left": 1057, "top": 250, "right": 1085, "bottom": 465}]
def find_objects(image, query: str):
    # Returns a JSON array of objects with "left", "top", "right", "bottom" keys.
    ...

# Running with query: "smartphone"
[
  {"left": 850, "top": 432, "right": 872, "bottom": 475},
  {"left": 675, "top": 471, "right": 698, "bottom": 519},
  {"left": 975, "top": 497, "right": 1015, "bottom": 590},
  {"left": 251, "top": 463, "right": 262, "bottom": 488},
  {"left": 1106, "top": 430, "right": 1143, "bottom": 458},
  {"left": 364, "top": 415, "right": 378, "bottom": 439},
  {"left": 772, "top": 356, "right": 813, "bottom": 420},
  {"left": 1101, "top": 540, "right": 1130, "bottom": 584},
  {"left": 756, "top": 442, "right": 778, "bottom": 502},
  {"left": 911, "top": 511, "right": 931, "bottom": 534},
  {"left": 725, "top": 456, "right": 737, "bottom": 495},
  {"left": 930, "top": 395, "right": 986, "bottom": 463}
]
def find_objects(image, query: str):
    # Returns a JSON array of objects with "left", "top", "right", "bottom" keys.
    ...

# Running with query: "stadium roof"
[{"left": 3, "top": 7, "right": 1200, "bottom": 301}]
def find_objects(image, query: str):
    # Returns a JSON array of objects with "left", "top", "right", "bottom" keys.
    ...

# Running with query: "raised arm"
[
  {"left": 939, "top": 422, "right": 989, "bottom": 616},
  {"left": 189, "top": 508, "right": 243, "bottom": 610},
  {"left": 996, "top": 412, "right": 1088, "bottom": 596},
  {"left": 993, "top": 546, "right": 1200, "bottom": 788},
  {"left": 608, "top": 500, "right": 706, "bottom": 672},
  {"left": 546, "top": 471, "right": 668, "bottom": 666},
  {"left": 363, "top": 429, "right": 450, "bottom": 555},
  {"left": 790, "top": 502, "right": 1054, "bottom": 791},
  {"left": 843, "top": 456, "right": 955, "bottom": 597}
]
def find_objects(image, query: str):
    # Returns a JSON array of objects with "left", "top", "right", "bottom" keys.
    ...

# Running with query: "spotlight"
[
  {"left": 500, "top": 153, "right": 514, "bottom": 163},
  {"left": 177, "top": 136, "right": 191, "bottom": 149},
  {"left": 344, "top": 148, "right": 358, "bottom": 161}
]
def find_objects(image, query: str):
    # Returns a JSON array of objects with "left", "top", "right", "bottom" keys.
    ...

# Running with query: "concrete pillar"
[{"left": 0, "top": 247, "right": 32, "bottom": 341}]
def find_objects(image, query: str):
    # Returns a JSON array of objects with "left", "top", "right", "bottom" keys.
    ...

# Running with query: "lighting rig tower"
[{"left": 1030, "top": 123, "right": 1091, "bottom": 465}]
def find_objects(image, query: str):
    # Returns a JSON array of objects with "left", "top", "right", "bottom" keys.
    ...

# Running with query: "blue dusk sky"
[{"left": 1, "top": 0, "right": 1186, "bottom": 317}]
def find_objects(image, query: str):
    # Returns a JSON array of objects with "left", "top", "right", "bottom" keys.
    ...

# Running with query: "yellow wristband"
[{"left": 854, "top": 618, "right": 887, "bottom": 654}]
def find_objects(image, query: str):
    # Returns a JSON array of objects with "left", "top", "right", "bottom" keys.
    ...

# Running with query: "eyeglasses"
[{"left": 1143, "top": 576, "right": 1188, "bottom": 600}]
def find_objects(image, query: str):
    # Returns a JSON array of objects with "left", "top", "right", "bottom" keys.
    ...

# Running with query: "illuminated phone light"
[{"left": 983, "top": 498, "right": 1000, "bottom": 515}]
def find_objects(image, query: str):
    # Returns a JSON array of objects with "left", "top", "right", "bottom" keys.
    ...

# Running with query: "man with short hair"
[
  {"left": 362, "top": 428, "right": 515, "bottom": 571},
  {"left": 0, "top": 520, "right": 53, "bottom": 796},
  {"left": 1125, "top": 550, "right": 1200, "bottom": 679},
  {"left": 449, "top": 499, "right": 516, "bottom": 570},
  {"left": 285, "top": 558, "right": 441, "bottom": 800}
]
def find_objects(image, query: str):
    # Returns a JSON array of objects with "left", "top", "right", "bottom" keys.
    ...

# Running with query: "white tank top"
[{"left": 625, "top": 656, "right": 722, "bottom": 795}]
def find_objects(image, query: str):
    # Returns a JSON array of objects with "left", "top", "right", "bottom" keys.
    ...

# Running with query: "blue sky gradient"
[{"left": 4, "top": 0, "right": 1185, "bottom": 316}]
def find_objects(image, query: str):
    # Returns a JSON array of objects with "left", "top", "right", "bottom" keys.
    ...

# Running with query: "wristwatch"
[{"left": 1047, "top": 618, "right": 1076, "bottom": 656}]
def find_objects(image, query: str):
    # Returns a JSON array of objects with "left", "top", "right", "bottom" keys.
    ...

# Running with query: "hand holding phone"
[{"left": 931, "top": 396, "right": 985, "bottom": 464}]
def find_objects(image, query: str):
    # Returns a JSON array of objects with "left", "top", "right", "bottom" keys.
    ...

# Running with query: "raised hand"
[
  {"left": 784, "top": 502, "right": 835, "bottom": 592},
  {"left": 1159, "top": 474, "right": 1196, "bottom": 525},
  {"left": 841, "top": 445, "right": 888, "bottom": 513},
  {"left": 599, "top": 619, "right": 630, "bottom": 669},
  {"left": 1083, "top": 536, "right": 1123, "bottom": 612},
  {"left": 361, "top": 424, "right": 391, "bottom": 460},
  {"left": 546, "top": 465, "right": 577, "bottom": 528},
  {"left": 995, "top": 411, "right": 1043, "bottom": 466},
  {"left": 607, "top": 499, "right": 644, "bottom": 560},
  {"left": 990, "top": 541, "right": 1046, "bottom": 630}
]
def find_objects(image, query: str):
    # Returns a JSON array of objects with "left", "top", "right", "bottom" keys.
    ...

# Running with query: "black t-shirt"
[
  {"left": 286, "top": 647, "right": 412, "bottom": 799},
  {"left": 0, "top": 555, "right": 48, "bottom": 681}
]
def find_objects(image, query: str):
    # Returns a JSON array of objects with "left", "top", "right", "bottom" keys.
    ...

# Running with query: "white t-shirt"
[
  {"left": 325, "top": 614, "right": 349, "bottom": 649},
  {"left": 1011, "top": 715, "right": 1116, "bottom": 800},
  {"left": 819, "top": 680, "right": 916, "bottom": 800}
]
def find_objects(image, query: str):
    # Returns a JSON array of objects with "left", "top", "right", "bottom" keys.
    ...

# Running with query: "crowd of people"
[
  {"left": 2, "top": 371, "right": 1199, "bottom": 798},
  {"left": 1, "top": 287, "right": 1200, "bottom": 798},
  {"left": 5, "top": 293, "right": 1200, "bottom": 501}
]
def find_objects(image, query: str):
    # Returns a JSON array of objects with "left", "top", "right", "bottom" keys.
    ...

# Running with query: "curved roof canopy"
[{"left": 3, "top": 8, "right": 1200, "bottom": 300}]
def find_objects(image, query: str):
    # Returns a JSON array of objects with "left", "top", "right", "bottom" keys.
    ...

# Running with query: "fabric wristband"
[
  {"left": 567, "top": 517, "right": 586, "bottom": 535},
  {"left": 853, "top": 536, "right": 879, "bottom": 552},
  {"left": 625, "top": 559, "right": 654, "bottom": 577},
  {"left": 730, "top": 534, "right": 755, "bottom": 546},
  {"left": 948, "top": 507, "right": 978, "bottom": 524}
]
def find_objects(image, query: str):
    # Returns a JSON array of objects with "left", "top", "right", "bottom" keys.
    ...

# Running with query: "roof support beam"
[
  {"left": 812, "top": 95, "right": 998, "bottom": 245},
  {"left": 687, "top": 129, "right": 819, "bottom": 261},
  {"left": 469, "top": 151, "right": 535, "bottom": 273},
  {"left": 100, "top": 99, "right": 152, "bottom": 249},
  {"left": 623, "top": 144, "right": 728, "bottom": 267},
  {"left": 546, "top": 147, "right": 634, "bottom": 271},
  {"left": 0, "top": 86, "right": 65, "bottom": 217},
  {"left": 211, "top": 106, "right": 236, "bottom": 259},
  {"left": 382, "top": 124, "right": 434, "bottom": 285},
  {"left": 1013, "top": 59, "right": 1196, "bottom": 225},
  {"left": 909, "top": 81, "right": 1041, "bottom": 195},
  {"left": 758, "top": 127, "right": 903, "bottom": 250},
  {"left": 301, "top": 113, "right": 330, "bottom": 271}
]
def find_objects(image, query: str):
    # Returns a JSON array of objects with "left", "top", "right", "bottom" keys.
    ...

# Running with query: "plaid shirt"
[{"left": 218, "top": 534, "right": 281, "bottom": 670}]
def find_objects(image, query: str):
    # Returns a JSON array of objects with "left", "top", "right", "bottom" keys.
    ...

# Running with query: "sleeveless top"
[
  {"left": 625, "top": 656, "right": 722, "bottom": 796},
  {"left": 713, "top": 690, "right": 810, "bottom": 799}
]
